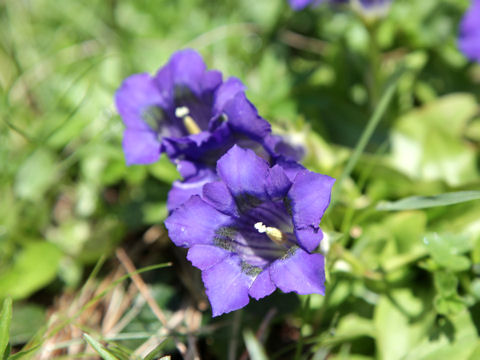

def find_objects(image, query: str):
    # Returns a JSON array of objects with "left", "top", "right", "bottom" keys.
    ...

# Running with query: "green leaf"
[
  {"left": 14, "top": 149, "right": 58, "bottom": 201},
  {"left": 423, "top": 233, "right": 471, "bottom": 272},
  {"left": 243, "top": 329, "right": 268, "bottom": 360},
  {"left": 2, "top": 345, "right": 10, "bottom": 360},
  {"left": 403, "top": 310, "right": 478, "bottom": 360},
  {"left": 434, "top": 271, "right": 458, "bottom": 297},
  {"left": 143, "top": 342, "right": 168, "bottom": 360},
  {"left": 148, "top": 155, "right": 180, "bottom": 184},
  {"left": 9, "top": 303, "right": 45, "bottom": 345},
  {"left": 0, "top": 298, "right": 12, "bottom": 358},
  {"left": 7, "top": 345, "right": 40, "bottom": 360},
  {"left": 0, "top": 242, "right": 62, "bottom": 299},
  {"left": 377, "top": 191, "right": 480, "bottom": 211},
  {"left": 374, "top": 289, "right": 435, "bottom": 360},
  {"left": 83, "top": 334, "right": 119, "bottom": 360},
  {"left": 390, "top": 94, "right": 479, "bottom": 186},
  {"left": 434, "top": 295, "right": 465, "bottom": 315}
]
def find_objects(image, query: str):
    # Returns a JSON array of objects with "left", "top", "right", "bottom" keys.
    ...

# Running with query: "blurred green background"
[{"left": 1, "top": 0, "right": 479, "bottom": 359}]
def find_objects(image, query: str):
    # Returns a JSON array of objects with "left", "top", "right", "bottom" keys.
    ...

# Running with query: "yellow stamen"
[
  {"left": 175, "top": 106, "right": 201, "bottom": 135},
  {"left": 183, "top": 115, "right": 201, "bottom": 135},
  {"left": 254, "top": 222, "right": 287, "bottom": 245}
]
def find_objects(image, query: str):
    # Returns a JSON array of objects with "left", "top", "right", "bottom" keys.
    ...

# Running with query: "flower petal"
[
  {"left": 248, "top": 269, "right": 276, "bottom": 300},
  {"left": 288, "top": 170, "right": 335, "bottom": 229},
  {"left": 459, "top": 0, "right": 480, "bottom": 64},
  {"left": 122, "top": 128, "right": 161, "bottom": 165},
  {"left": 115, "top": 73, "right": 167, "bottom": 130},
  {"left": 167, "top": 176, "right": 214, "bottom": 211},
  {"left": 263, "top": 133, "right": 305, "bottom": 162},
  {"left": 202, "top": 255, "right": 253, "bottom": 316},
  {"left": 165, "top": 196, "right": 231, "bottom": 248},
  {"left": 156, "top": 49, "right": 207, "bottom": 97},
  {"left": 213, "top": 77, "right": 246, "bottom": 116},
  {"left": 223, "top": 92, "right": 271, "bottom": 140},
  {"left": 187, "top": 244, "right": 231, "bottom": 271},
  {"left": 266, "top": 164, "right": 292, "bottom": 200},
  {"left": 270, "top": 248, "right": 325, "bottom": 295},
  {"left": 275, "top": 157, "right": 306, "bottom": 182},
  {"left": 203, "top": 181, "right": 239, "bottom": 217},
  {"left": 201, "top": 70, "right": 223, "bottom": 94},
  {"left": 217, "top": 146, "right": 269, "bottom": 201},
  {"left": 294, "top": 226, "right": 323, "bottom": 253},
  {"left": 289, "top": 0, "right": 316, "bottom": 11}
]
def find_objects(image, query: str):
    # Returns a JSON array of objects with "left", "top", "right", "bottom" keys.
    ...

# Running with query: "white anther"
[
  {"left": 254, "top": 222, "right": 267, "bottom": 233},
  {"left": 175, "top": 106, "right": 190, "bottom": 118}
]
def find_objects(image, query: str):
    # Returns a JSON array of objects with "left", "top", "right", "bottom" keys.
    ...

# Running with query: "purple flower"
[
  {"left": 166, "top": 133, "right": 305, "bottom": 211},
  {"left": 459, "top": 0, "right": 480, "bottom": 62},
  {"left": 115, "top": 49, "right": 271, "bottom": 166},
  {"left": 165, "top": 146, "right": 335, "bottom": 316},
  {"left": 288, "top": 0, "right": 392, "bottom": 17},
  {"left": 288, "top": 0, "right": 346, "bottom": 11}
]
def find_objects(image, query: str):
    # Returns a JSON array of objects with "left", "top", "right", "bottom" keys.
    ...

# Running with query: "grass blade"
[
  {"left": 0, "top": 298, "right": 12, "bottom": 358},
  {"left": 377, "top": 191, "right": 480, "bottom": 211},
  {"left": 332, "top": 70, "right": 402, "bottom": 204},
  {"left": 243, "top": 329, "right": 268, "bottom": 360},
  {"left": 7, "top": 345, "right": 40, "bottom": 360},
  {"left": 83, "top": 333, "right": 118, "bottom": 360}
]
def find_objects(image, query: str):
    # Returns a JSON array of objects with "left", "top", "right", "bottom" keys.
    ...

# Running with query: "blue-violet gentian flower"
[
  {"left": 165, "top": 146, "right": 335, "bottom": 316},
  {"left": 288, "top": 0, "right": 346, "bottom": 11},
  {"left": 289, "top": 0, "right": 391, "bottom": 18},
  {"left": 115, "top": 49, "right": 271, "bottom": 166},
  {"left": 116, "top": 49, "right": 304, "bottom": 211},
  {"left": 459, "top": 0, "right": 480, "bottom": 62}
]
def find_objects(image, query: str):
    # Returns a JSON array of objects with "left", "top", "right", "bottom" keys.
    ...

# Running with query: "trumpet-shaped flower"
[
  {"left": 165, "top": 146, "right": 335, "bottom": 316},
  {"left": 115, "top": 49, "right": 271, "bottom": 166}
]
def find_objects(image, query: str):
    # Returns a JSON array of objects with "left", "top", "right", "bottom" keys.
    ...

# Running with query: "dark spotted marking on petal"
[
  {"left": 240, "top": 261, "right": 262, "bottom": 276},
  {"left": 283, "top": 197, "right": 293, "bottom": 217},
  {"left": 213, "top": 226, "right": 236, "bottom": 252},
  {"left": 235, "top": 193, "right": 263, "bottom": 213},
  {"left": 281, "top": 245, "right": 299, "bottom": 260},
  {"left": 142, "top": 105, "right": 168, "bottom": 132}
]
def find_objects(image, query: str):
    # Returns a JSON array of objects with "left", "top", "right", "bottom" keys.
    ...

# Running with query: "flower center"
[
  {"left": 175, "top": 106, "right": 201, "bottom": 135},
  {"left": 254, "top": 222, "right": 287, "bottom": 245}
]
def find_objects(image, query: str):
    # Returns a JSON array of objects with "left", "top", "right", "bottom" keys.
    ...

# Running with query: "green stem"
[
  {"left": 294, "top": 295, "right": 310, "bottom": 360},
  {"left": 331, "top": 70, "right": 401, "bottom": 206},
  {"left": 367, "top": 22, "right": 381, "bottom": 110}
]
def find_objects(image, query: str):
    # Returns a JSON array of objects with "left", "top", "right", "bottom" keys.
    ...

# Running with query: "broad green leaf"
[
  {"left": 390, "top": 94, "right": 479, "bottom": 186},
  {"left": 403, "top": 310, "right": 478, "bottom": 360},
  {"left": 434, "top": 272, "right": 458, "bottom": 297},
  {"left": 374, "top": 289, "right": 435, "bottom": 360},
  {"left": 467, "top": 342, "right": 480, "bottom": 360},
  {"left": 9, "top": 303, "right": 45, "bottom": 345},
  {"left": 377, "top": 191, "right": 480, "bottom": 211},
  {"left": 243, "top": 329, "right": 268, "bottom": 360},
  {"left": 14, "top": 149, "right": 58, "bottom": 201},
  {"left": 0, "top": 242, "right": 62, "bottom": 299},
  {"left": 83, "top": 334, "right": 119, "bottom": 360},
  {"left": 0, "top": 298, "right": 12, "bottom": 358},
  {"left": 434, "top": 295, "right": 465, "bottom": 315},
  {"left": 331, "top": 314, "right": 375, "bottom": 342},
  {"left": 423, "top": 233, "right": 471, "bottom": 272}
]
